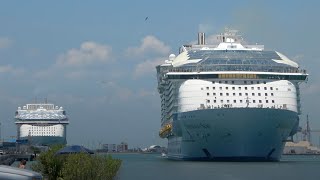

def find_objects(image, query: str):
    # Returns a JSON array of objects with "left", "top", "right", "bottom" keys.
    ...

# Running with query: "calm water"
[{"left": 111, "top": 153, "right": 320, "bottom": 180}]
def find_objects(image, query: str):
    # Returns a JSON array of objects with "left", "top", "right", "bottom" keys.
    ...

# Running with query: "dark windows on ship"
[
  {"left": 220, "top": 93, "right": 223, "bottom": 96},
  {"left": 253, "top": 100, "right": 256, "bottom": 103},
  {"left": 258, "top": 87, "right": 261, "bottom": 90},
  {"left": 271, "top": 93, "right": 274, "bottom": 96},
  {"left": 207, "top": 100, "right": 210, "bottom": 103},
  {"left": 233, "top": 100, "right": 236, "bottom": 103},
  {"left": 272, "top": 100, "right": 275, "bottom": 103},
  {"left": 245, "top": 87, "right": 248, "bottom": 90},
  {"left": 232, "top": 87, "right": 235, "bottom": 90},
  {"left": 231, "top": 81, "right": 234, "bottom": 84},
  {"left": 265, "top": 93, "right": 268, "bottom": 96},
  {"left": 259, "top": 100, "right": 262, "bottom": 103},
  {"left": 252, "top": 93, "right": 255, "bottom": 96},
  {"left": 213, "top": 87, "right": 216, "bottom": 90},
  {"left": 244, "top": 81, "right": 247, "bottom": 84},
  {"left": 258, "top": 93, "right": 261, "bottom": 96},
  {"left": 266, "top": 100, "right": 269, "bottom": 103},
  {"left": 213, "top": 93, "right": 216, "bottom": 96},
  {"left": 220, "top": 87, "right": 222, "bottom": 90},
  {"left": 206, "top": 87, "right": 209, "bottom": 90},
  {"left": 251, "top": 87, "right": 254, "bottom": 90},
  {"left": 264, "top": 87, "right": 267, "bottom": 90},
  {"left": 239, "top": 93, "right": 242, "bottom": 96},
  {"left": 207, "top": 93, "right": 210, "bottom": 96},
  {"left": 226, "top": 93, "right": 229, "bottom": 96}
]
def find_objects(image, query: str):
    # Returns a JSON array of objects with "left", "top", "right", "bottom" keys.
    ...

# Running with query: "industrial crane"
[{"left": 299, "top": 115, "right": 320, "bottom": 143}]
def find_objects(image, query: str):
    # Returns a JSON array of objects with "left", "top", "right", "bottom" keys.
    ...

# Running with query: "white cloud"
[
  {"left": 0, "top": 65, "right": 24, "bottom": 75},
  {"left": 0, "top": 37, "right": 13, "bottom": 49},
  {"left": 133, "top": 58, "right": 164, "bottom": 78},
  {"left": 57, "top": 41, "right": 112, "bottom": 66},
  {"left": 99, "top": 81, "right": 133, "bottom": 102},
  {"left": 126, "top": 36, "right": 170, "bottom": 57}
]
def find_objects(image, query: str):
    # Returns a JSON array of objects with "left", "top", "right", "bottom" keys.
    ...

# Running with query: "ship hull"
[
  {"left": 19, "top": 136, "right": 66, "bottom": 146},
  {"left": 168, "top": 108, "right": 298, "bottom": 161}
]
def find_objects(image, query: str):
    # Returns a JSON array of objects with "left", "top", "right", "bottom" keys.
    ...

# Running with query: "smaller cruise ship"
[{"left": 15, "top": 103, "right": 69, "bottom": 146}]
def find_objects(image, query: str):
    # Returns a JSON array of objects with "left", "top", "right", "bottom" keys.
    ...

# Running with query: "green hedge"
[{"left": 32, "top": 145, "right": 121, "bottom": 180}]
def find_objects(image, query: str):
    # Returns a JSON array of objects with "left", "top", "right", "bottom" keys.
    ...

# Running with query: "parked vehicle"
[{"left": 0, "top": 165, "right": 42, "bottom": 180}]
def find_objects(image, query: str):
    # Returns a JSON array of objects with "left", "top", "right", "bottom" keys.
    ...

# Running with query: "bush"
[
  {"left": 61, "top": 154, "right": 121, "bottom": 180},
  {"left": 32, "top": 145, "right": 65, "bottom": 180},
  {"left": 32, "top": 146, "right": 121, "bottom": 180}
]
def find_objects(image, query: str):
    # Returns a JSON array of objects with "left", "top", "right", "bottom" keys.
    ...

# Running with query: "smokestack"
[{"left": 198, "top": 32, "right": 205, "bottom": 45}]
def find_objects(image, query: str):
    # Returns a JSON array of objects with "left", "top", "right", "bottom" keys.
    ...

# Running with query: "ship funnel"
[{"left": 198, "top": 32, "right": 205, "bottom": 45}]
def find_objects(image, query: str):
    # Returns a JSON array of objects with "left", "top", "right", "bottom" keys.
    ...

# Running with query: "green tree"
[{"left": 32, "top": 146, "right": 121, "bottom": 180}]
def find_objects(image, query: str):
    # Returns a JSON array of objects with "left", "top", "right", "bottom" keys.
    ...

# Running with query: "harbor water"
[{"left": 112, "top": 153, "right": 320, "bottom": 180}]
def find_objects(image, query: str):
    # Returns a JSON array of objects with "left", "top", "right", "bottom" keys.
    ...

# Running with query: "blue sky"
[{"left": 0, "top": 0, "right": 319, "bottom": 148}]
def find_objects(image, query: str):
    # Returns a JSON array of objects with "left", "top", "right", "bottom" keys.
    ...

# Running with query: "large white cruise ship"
[
  {"left": 156, "top": 29, "right": 308, "bottom": 161},
  {"left": 15, "top": 103, "right": 69, "bottom": 146}
]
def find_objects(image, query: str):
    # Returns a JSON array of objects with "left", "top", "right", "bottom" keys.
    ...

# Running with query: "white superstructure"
[
  {"left": 156, "top": 29, "right": 308, "bottom": 161},
  {"left": 15, "top": 103, "right": 69, "bottom": 146}
]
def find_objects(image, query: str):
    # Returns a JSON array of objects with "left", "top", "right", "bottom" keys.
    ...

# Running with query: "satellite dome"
[{"left": 169, "top": 54, "right": 176, "bottom": 61}]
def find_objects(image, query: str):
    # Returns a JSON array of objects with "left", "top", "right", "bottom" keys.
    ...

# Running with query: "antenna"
[{"left": 306, "top": 115, "right": 311, "bottom": 143}]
